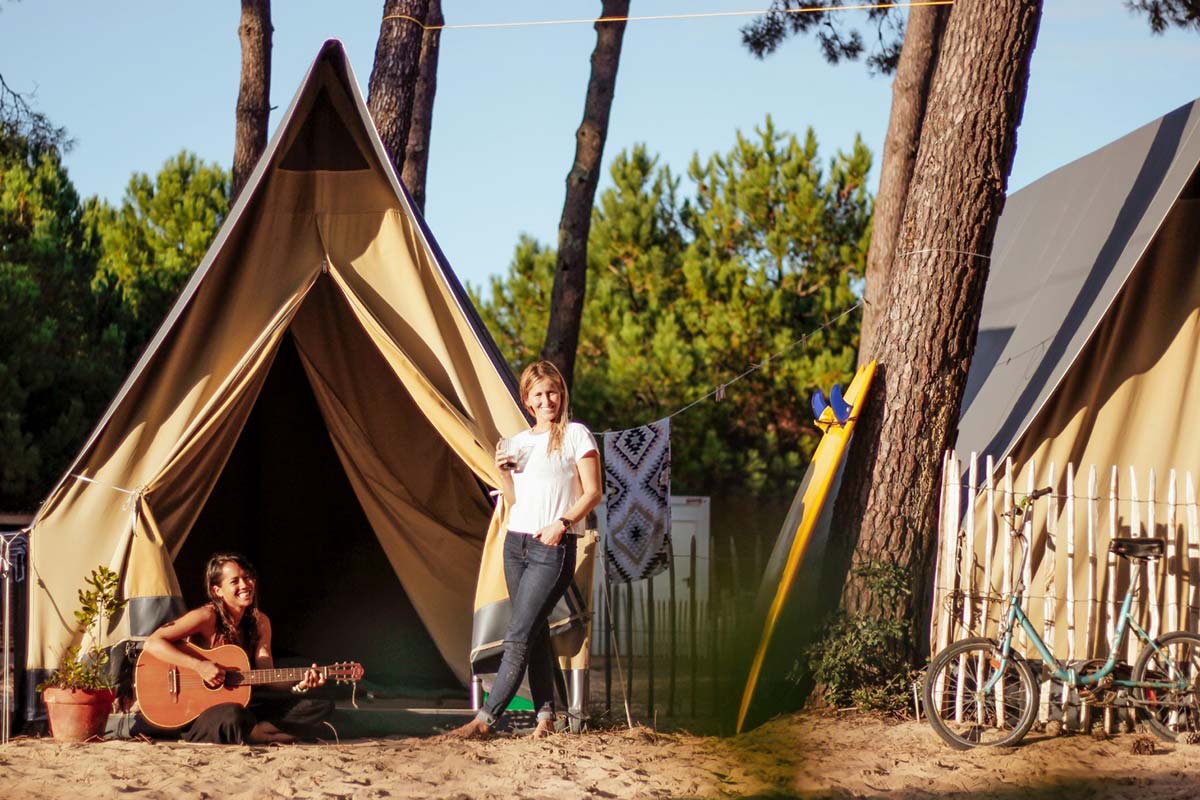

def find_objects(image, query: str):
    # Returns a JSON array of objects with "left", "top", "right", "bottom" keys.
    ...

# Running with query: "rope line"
[
  {"left": 896, "top": 247, "right": 992, "bottom": 260},
  {"left": 383, "top": 1, "right": 954, "bottom": 32}
]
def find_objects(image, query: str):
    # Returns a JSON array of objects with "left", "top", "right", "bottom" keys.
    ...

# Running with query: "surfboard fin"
[
  {"left": 811, "top": 389, "right": 829, "bottom": 423},
  {"left": 829, "top": 383, "right": 852, "bottom": 425}
]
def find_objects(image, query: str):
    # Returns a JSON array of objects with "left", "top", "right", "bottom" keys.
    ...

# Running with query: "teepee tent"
[
  {"left": 957, "top": 97, "right": 1200, "bottom": 483},
  {"left": 24, "top": 41, "right": 581, "bottom": 716}
]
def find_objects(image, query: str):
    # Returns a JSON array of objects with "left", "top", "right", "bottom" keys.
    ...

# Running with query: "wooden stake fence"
[{"left": 931, "top": 453, "right": 1200, "bottom": 724}]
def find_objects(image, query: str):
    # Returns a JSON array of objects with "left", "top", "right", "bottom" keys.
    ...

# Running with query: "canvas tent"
[
  {"left": 23, "top": 41, "right": 589, "bottom": 718},
  {"left": 958, "top": 97, "right": 1200, "bottom": 484},
  {"left": 943, "top": 98, "right": 1200, "bottom": 650}
]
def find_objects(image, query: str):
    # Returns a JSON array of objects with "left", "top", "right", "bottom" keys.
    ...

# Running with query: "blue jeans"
[{"left": 477, "top": 532, "right": 577, "bottom": 726}]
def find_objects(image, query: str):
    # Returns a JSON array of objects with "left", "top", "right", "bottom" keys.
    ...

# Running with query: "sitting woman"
[{"left": 141, "top": 552, "right": 334, "bottom": 744}]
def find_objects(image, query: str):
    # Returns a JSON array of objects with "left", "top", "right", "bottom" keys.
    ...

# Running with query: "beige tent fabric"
[
  {"left": 25, "top": 44, "right": 548, "bottom": 687},
  {"left": 962, "top": 199, "right": 1200, "bottom": 655}
]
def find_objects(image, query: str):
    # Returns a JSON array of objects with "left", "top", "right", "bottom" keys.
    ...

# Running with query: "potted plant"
[{"left": 36, "top": 565, "right": 127, "bottom": 742}]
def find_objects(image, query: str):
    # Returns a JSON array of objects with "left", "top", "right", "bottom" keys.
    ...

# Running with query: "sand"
[{"left": 3, "top": 710, "right": 1200, "bottom": 799}]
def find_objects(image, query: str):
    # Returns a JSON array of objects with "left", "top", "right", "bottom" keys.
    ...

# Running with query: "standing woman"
[{"left": 450, "top": 360, "right": 603, "bottom": 738}]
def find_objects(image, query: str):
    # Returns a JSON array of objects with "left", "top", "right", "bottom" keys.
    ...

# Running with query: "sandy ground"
[{"left": 3, "top": 710, "right": 1200, "bottom": 799}]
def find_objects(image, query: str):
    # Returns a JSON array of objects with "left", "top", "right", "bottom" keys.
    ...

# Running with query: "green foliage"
[
  {"left": 803, "top": 562, "right": 918, "bottom": 715},
  {"left": 0, "top": 136, "right": 227, "bottom": 509},
  {"left": 0, "top": 140, "right": 119, "bottom": 509},
  {"left": 475, "top": 118, "right": 871, "bottom": 498},
  {"left": 37, "top": 566, "right": 128, "bottom": 692},
  {"left": 91, "top": 150, "right": 230, "bottom": 350}
]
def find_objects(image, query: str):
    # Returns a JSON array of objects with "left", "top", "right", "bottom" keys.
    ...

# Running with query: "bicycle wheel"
[
  {"left": 1132, "top": 631, "right": 1200, "bottom": 742},
  {"left": 923, "top": 637, "right": 1039, "bottom": 750}
]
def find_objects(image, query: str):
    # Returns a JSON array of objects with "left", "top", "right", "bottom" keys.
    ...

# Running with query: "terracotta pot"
[{"left": 43, "top": 687, "right": 115, "bottom": 742}]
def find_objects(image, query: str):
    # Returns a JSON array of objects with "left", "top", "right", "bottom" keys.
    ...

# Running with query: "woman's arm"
[
  {"left": 253, "top": 612, "right": 273, "bottom": 669},
  {"left": 535, "top": 451, "right": 603, "bottom": 545},
  {"left": 143, "top": 606, "right": 225, "bottom": 686}
]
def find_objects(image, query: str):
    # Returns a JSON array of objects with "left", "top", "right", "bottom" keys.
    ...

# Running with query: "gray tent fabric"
[{"left": 956, "top": 98, "right": 1200, "bottom": 468}]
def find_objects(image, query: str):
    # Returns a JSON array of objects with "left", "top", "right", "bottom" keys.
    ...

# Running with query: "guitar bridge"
[{"left": 168, "top": 667, "right": 179, "bottom": 703}]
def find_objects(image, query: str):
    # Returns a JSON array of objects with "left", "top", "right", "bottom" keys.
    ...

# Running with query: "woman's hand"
[
  {"left": 197, "top": 660, "right": 226, "bottom": 688},
  {"left": 295, "top": 663, "right": 326, "bottom": 692},
  {"left": 495, "top": 441, "right": 517, "bottom": 473},
  {"left": 535, "top": 522, "right": 565, "bottom": 547}
]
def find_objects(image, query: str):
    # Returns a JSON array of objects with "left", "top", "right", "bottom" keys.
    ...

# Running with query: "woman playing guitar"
[{"left": 140, "top": 553, "right": 333, "bottom": 744}]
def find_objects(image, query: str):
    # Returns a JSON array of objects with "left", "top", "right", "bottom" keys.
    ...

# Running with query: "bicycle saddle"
[{"left": 1108, "top": 537, "right": 1165, "bottom": 560}]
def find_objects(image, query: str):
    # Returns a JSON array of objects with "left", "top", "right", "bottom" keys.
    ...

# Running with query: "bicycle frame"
[{"left": 983, "top": 526, "right": 1187, "bottom": 697}]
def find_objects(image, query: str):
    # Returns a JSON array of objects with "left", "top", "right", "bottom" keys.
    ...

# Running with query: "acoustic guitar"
[{"left": 135, "top": 642, "right": 364, "bottom": 729}]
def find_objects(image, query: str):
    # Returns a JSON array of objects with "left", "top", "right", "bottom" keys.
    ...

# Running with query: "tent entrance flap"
[{"left": 177, "top": 334, "right": 462, "bottom": 694}]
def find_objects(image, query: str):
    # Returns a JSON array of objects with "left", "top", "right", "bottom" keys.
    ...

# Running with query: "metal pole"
[{"left": 1, "top": 531, "right": 18, "bottom": 746}]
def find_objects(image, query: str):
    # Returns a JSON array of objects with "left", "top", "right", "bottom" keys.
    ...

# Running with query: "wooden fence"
[{"left": 931, "top": 452, "right": 1200, "bottom": 722}]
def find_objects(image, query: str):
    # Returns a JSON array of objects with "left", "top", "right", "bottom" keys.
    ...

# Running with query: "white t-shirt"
[{"left": 506, "top": 422, "right": 598, "bottom": 536}]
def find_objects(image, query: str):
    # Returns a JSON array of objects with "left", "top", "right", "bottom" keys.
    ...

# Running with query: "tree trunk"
[
  {"left": 400, "top": 0, "right": 443, "bottom": 214},
  {"left": 857, "top": 4, "right": 948, "bottom": 365},
  {"left": 368, "top": 0, "right": 430, "bottom": 180},
  {"left": 829, "top": 0, "right": 1043, "bottom": 661},
  {"left": 541, "top": 1, "right": 630, "bottom": 389},
  {"left": 231, "top": 0, "right": 272, "bottom": 201}
]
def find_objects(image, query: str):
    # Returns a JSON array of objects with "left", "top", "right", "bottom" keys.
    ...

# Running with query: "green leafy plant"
[
  {"left": 802, "top": 561, "right": 919, "bottom": 715},
  {"left": 36, "top": 566, "right": 127, "bottom": 692}
]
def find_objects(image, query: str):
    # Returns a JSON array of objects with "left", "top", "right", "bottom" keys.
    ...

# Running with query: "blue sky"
[{"left": 2, "top": 2, "right": 1199, "bottom": 291}]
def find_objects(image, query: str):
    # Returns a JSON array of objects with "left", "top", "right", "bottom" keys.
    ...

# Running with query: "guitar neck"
[{"left": 242, "top": 666, "right": 322, "bottom": 686}]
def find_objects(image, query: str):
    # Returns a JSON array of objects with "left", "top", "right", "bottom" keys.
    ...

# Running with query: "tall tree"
[
  {"left": 0, "top": 71, "right": 70, "bottom": 158},
  {"left": 741, "top": 0, "right": 904, "bottom": 73},
  {"left": 231, "top": 0, "right": 273, "bottom": 201},
  {"left": 480, "top": 124, "right": 870, "bottom": 498},
  {"left": 401, "top": 0, "right": 443, "bottom": 214},
  {"left": 827, "top": 0, "right": 1043, "bottom": 662},
  {"left": 1127, "top": 0, "right": 1200, "bottom": 32},
  {"left": 91, "top": 152, "right": 230, "bottom": 351},
  {"left": 541, "top": 0, "right": 630, "bottom": 389},
  {"left": 368, "top": 0, "right": 430, "bottom": 179},
  {"left": 0, "top": 140, "right": 113, "bottom": 509},
  {"left": 856, "top": 5, "right": 948, "bottom": 363},
  {"left": 739, "top": 1, "right": 949, "bottom": 366}
]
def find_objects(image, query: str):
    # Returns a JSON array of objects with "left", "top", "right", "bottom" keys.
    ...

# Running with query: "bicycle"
[{"left": 923, "top": 486, "right": 1200, "bottom": 749}]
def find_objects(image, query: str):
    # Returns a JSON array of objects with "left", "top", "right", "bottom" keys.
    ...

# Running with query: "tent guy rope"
[{"left": 383, "top": 1, "right": 955, "bottom": 32}]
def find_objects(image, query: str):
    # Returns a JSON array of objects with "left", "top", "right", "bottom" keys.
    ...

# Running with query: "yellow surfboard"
[{"left": 735, "top": 360, "right": 877, "bottom": 733}]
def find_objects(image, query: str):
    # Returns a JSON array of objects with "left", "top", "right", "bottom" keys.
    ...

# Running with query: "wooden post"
[
  {"left": 1129, "top": 468, "right": 1143, "bottom": 663},
  {"left": 933, "top": 450, "right": 950, "bottom": 651},
  {"left": 625, "top": 581, "right": 635, "bottom": 718},
  {"left": 978, "top": 455, "right": 995, "bottom": 727},
  {"left": 1147, "top": 469, "right": 1161, "bottom": 642},
  {"left": 604, "top": 565, "right": 613, "bottom": 712},
  {"left": 647, "top": 576, "right": 655, "bottom": 718},
  {"left": 1082, "top": 464, "right": 1097, "bottom": 732},
  {"left": 1167, "top": 471, "right": 1178, "bottom": 633},
  {"left": 690, "top": 537, "right": 698, "bottom": 719},
  {"left": 667, "top": 540, "right": 677, "bottom": 718},
  {"left": 1041, "top": 461, "right": 1056, "bottom": 723},
  {"left": 981, "top": 455, "right": 996, "bottom": 640},
  {"left": 938, "top": 452, "right": 959, "bottom": 659},
  {"left": 1107, "top": 467, "right": 1118, "bottom": 654},
  {"left": 1021, "top": 461, "right": 1036, "bottom": 653},
  {"left": 1187, "top": 473, "right": 1200, "bottom": 633}
]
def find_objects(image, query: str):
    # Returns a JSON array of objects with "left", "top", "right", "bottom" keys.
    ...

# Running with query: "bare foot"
[
  {"left": 444, "top": 718, "right": 491, "bottom": 740},
  {"left": 248, "top": 721, "right": 297, "bottom": 744},
  {"left": 530, "top": 719, "right": 555, "bottom": 739}
]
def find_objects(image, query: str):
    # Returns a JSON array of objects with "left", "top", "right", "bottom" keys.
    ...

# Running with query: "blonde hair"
[{"left": 519, "top": 360, "right": 570, "bottom": 453}]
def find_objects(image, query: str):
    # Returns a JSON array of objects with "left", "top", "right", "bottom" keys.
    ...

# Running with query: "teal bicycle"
[{"left": 924, "top": 487, "right": 1200, "bottom": 749}]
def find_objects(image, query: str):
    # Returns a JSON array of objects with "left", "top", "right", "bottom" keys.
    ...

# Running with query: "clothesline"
[
  {"left": 597, "top": 299, "right": 863, "bottom": 435},
  {"left": 383, "top": 1, "right": 954, "bottom": 33}
]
